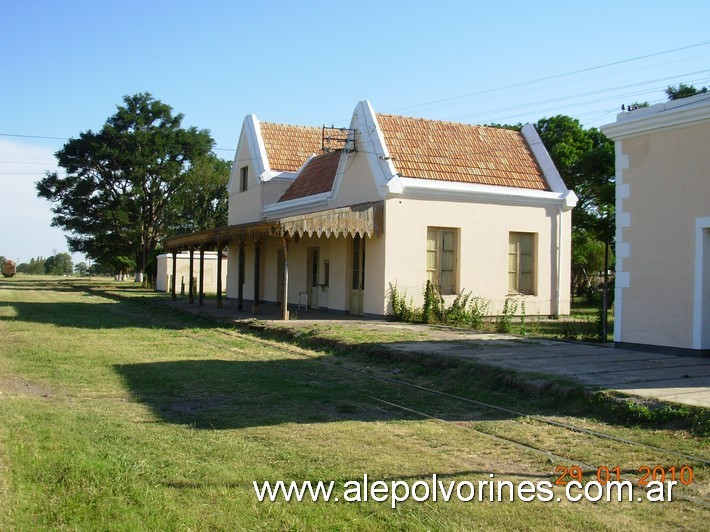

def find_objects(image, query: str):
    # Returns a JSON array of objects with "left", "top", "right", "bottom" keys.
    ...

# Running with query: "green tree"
[
  {"left": 17, "top": 257, "right": 46, "bottom": 274},
  {"left": 44, "top": 253, "right": 73, "bottom": 275},
  {"left": 534, "top": 116, "right": 615, "bottom": 307},
  {"left": 37, "top": 93, "right": 215, "bottom": 279},
  {"left": 571, "top": 230, "right": 615, "bottom": 295},
  {"left": 666, "top": 83, "right": 708, "bottom": 100},
  {"left": 74, "top": 262, "right": 88, "bottom": 275},
  {"left": 535, "top": 116, "right": 615, "bottom": 237},
  {"left": 164, "top": 154, "right": 231, "bottom": 235}
]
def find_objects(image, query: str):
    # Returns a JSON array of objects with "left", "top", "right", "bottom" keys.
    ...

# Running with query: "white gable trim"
[
  {"left": 334, "top": 101, "right": 397, "bottom": 199},
  {"left": 521, "top": 124, "right": 571, "bottom": 195},
  {"left": 249, "top": 116, "right": 269, "bottom": 178},
  {"left": 227, "top": 115, "right": 268, "bottom": 192}
]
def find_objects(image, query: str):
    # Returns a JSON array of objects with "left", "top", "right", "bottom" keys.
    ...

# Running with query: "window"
[
  {"left": 239, "top": 166, "right": 248, "bottom": 192},
  {"left": 508, "top": 232, "right": 535, "bottom": 294},
  {"left": 426, "top": 228, "right": 457, "bottom": 294}
]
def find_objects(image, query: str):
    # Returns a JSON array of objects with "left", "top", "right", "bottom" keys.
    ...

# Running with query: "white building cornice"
[
  {"left": 394, "top": 177, "right": 577, "bottom": 209},
  {"left": 602, "top": 94, "right": 710, "bottom": 140}
]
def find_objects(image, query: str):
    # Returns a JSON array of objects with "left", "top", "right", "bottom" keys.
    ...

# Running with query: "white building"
[
  {"left": 602, "top": 93, "right": 710, "bottom": 356},
  {"left": 166, "top": 101, "right": 577, "bottom": 318}
]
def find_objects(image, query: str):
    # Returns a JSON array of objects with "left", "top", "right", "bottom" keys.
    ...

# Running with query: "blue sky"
[{"left": 1, "top": 0, "right": 709, "bottom": 265}]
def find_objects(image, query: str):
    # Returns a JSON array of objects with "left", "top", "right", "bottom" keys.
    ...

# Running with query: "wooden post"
[
  {"left": 282, "top": 237, "right": 289, "bottom": 320},
  {"left": 170, "top": 250, "right": 177, "bottom": 301},
  {"left": 198, "top": 247, "right": 205, "bottom": 305},
  {"left": 188, "top": 248, "right": 195, "bottom": 304},
  {"left": 252, "top": 240, "right": 261, "bottom": 314},
  {"left": 237, "top": 242, "right": 245, "bottom": 311},
  {"left": 216, "top": 242, "right": 223, "bottom": 309}
]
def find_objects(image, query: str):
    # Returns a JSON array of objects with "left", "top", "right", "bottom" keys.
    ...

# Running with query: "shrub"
[
  {"left": 389, "top": 282, "right": 490, "bottom": 330},
  {"left": 495, "top": 297, "right": 518, "bottom": 333}
]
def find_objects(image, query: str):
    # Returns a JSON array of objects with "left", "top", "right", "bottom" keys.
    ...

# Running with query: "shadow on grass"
[
  {"left": 115, "top": 358, "right": 511, "bottom": 430},
  {"left": 0, "top": 300, "right": 211, "bottom": 330}
]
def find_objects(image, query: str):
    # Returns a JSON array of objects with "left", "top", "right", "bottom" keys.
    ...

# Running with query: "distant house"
[
  {"left": 156, "top": 251, "right": 227, "bottom": 294},
  {"left": 602, "top": 93, "right": 710, "bottom": 356},
  {"left": 165, "top": 101, "right": 576, "bottom": 318}
]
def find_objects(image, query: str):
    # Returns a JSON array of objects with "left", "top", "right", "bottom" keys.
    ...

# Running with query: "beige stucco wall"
[
  {"left": 223, "top": 196, "right": 571, "bottom": 318},
  {"left": 156, "top": 253, "right": 227, "bottom": 294},
  {"left": 229, "top": 139, "right": 282, "bottom": 225},
  {"left": 616, "top": 121, "right": 710, "bottom": 349},
  {"left": 382, "top": 197, "right": 572, "bottom": 316},
  {"left": 225, "top": 234, "right": 363, "bottom": 314},
  {"left": 329, "top": 151, "right": 384, "bottom": 209}
]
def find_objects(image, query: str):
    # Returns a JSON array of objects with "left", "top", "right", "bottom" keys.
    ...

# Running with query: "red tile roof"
[
  {"left": 376, "top": 114, "right": 549, "bottom": 190},
  {"left": 259, "top": 122, "right": 323, "bottom": 172},
  {"left": 278, "top": 150, "right": 341, "bottom": 202}
]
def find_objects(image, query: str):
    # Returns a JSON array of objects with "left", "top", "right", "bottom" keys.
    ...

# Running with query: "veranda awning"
[{"left": 163, "top": 201, "right": 384, "bottom": 250}]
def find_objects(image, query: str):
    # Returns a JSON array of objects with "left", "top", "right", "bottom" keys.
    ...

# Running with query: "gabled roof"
[
  {"left": 259, "top": 122, "right": 323, "bottom": 172},
  {"left": 376, "top": 114, "right": 549, "bottom": 190},
  {"left": 278, "top": 150, "right": 341, "bottom": 202}
]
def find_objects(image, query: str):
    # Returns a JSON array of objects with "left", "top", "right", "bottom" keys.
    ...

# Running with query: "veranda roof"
[{"left": 163, "top": 201, "right": 383, "bottom": 250}]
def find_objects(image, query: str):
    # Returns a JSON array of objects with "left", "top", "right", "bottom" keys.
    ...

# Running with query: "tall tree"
[
  {"left": 37, "top": 93, "right": 214, "bottom": 278},
  {"left": 534, "top": 116, "right": 615, "bottom": 293},
  {"left": 535, "top": 116, "right": 614, "bottom": 234},
  {"left": 17, "top": 257, "right": 46, "bottom": 275},
  {"left": 44, "top": 252, "right": 73, "bottom": 275},
  {"left": 164, "top": 153, "right": 231, "bottom": 235}
]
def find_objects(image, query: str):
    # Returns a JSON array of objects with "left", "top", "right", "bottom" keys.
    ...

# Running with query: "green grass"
[
  {"left": 0, "top": 278, "right": 708, "bottom": 529},
  {"left": 524, "top": 297, "right": 614, "bottom": 342}
]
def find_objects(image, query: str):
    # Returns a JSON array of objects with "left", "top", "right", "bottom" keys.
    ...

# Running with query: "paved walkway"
[{"left": 170, "top": 298, "right": 710, "bottom": 409}]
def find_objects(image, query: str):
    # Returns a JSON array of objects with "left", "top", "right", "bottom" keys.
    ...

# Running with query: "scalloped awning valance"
[{"left": 163, "top": 201, "right": 383, "bottom": 250}]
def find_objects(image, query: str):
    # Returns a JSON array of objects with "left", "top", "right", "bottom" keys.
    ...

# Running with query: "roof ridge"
[
  {"left": 375, "top": 113, "right": 520, "bottom": 133},
  {"left": 260, "top": 121, "right": 322, "bottom": 130}
]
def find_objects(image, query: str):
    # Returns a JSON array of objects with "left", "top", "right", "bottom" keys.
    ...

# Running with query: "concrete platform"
[{"left": 169, "top": 298, "right": 710, "bottom": 409}]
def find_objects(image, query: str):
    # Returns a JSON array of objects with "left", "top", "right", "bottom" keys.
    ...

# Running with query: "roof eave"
[{"left": 392, "top": 177, "right": 577, "bottom": 209}]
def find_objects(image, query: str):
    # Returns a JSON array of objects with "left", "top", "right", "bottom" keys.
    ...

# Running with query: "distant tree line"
[{"left": 14, "top": 253, "right": 73, "bottom": 275}]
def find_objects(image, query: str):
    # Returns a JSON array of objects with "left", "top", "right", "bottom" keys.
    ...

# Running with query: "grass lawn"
[{"left": 0, "top": 277, "right": 708, "bottom": 529}]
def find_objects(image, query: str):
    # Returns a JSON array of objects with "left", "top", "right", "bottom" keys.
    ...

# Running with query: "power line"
[
  {"left": 386, "top": 40, "right": 710, "bottom": 115},
  {"left": 0, "top": 161, "right": 57, "bottom": 165},
  {"left": 0, "top": 132, "right": 236, "bottom": 155},
  {"left": 0, "top": 133, "right": 69, "bottom": 141}
]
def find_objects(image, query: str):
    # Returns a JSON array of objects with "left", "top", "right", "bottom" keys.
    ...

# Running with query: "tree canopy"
[
  {"left": 17, "top": 258, "right": 46, "bottom": 275},
  {"left": 665, "top": 82, "right": 708, "bottom": 100},
  {"left": 164, "top": 153, "right": 230, "bottom": 235},
  {"left": 37, "top": 93, "right": 229, "bottom": 276},
  {"left": 533, "top": 116, "right": 615, "bottom": 292},
  {"left": 44, "top": 253, "right": 73, "bottom": 275}
]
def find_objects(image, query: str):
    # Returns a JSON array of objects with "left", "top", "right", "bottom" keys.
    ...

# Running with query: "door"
[
  {"left": 350, "top": 235, "right": 365, "bottom": 315},
  {"left": 307, "top": 247, "right": 319, "bottom": 309}
]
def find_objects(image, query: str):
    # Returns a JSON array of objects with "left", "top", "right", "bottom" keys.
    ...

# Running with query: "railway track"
[
  {"left": 179, "top": 326, "right": 710, "bottom": 507},
  {"left": 60, "top": 286, "right": 710, "bottom": 507}
]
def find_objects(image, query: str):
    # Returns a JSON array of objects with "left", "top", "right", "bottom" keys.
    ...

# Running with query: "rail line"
[
  {"left": 189, "top": 324, "right": 710, "bottom": 507},
  {"left": 210, "top": 327, "right": 710, "bottom": 468},
  {"left": 66, "top": 286, "right": 710, "bottom": 507}
]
